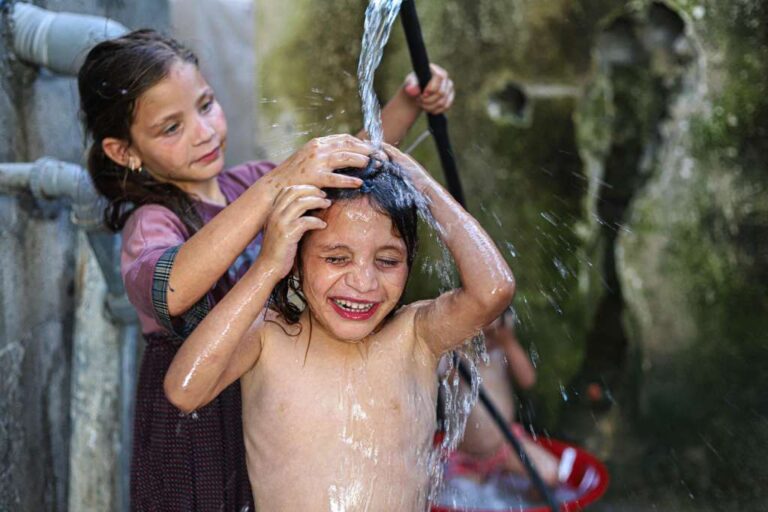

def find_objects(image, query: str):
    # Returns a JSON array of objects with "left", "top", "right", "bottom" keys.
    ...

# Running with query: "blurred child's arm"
[
  {"left": 483, "top": 313, "right": 536, "bottom": 388},
  {"left": 166, "top": 135, "right": 370, "bottom": 317},
  {"left": 383, "top": 145, "right": 515, "bottom": 356},
  {"left": 357, "top": 64, "right": 454, "bottom": 146},
  {"left": 164, "top": 185, "right": 331, "bottom": 413}
]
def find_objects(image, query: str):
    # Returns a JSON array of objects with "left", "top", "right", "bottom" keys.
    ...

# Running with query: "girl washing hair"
[{"left": 78, "top": 28, "right": 455, "bottom": 511}]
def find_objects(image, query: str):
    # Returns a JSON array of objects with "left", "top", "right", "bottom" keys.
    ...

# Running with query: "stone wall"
[{"left": 0, "top": 1, "right": 168, "bottom": 510}]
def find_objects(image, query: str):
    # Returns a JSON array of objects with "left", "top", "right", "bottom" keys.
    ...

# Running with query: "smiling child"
[{"left": 164, "top": 145, "right": 515, "bottom": 511}]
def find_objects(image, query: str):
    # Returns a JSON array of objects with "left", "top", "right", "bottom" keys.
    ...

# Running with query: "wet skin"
[
  {"left": 242, "top": 199, "right": 437, "bottom": 510},
  {"left": 299, "top": 198, "right": 410, "bottom": 342},
  {"left": 164, "top": 145, "right": 515, "bottom": 511}
]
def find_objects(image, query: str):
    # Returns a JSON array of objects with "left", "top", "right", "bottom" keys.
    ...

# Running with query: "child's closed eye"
[
  {"left": 325, "top": 256, "right": 349, "bottom": 265},
  {"left": 376, "top": 258, "right": 402, "bottom": 268}
]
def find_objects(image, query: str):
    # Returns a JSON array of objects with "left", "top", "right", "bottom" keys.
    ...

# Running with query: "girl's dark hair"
[
  {"left": 270, "top": 159, "right": 421, "bottom": 325},
  {"left": 78, "top": 29, "right": 203, "bottom": 233}
]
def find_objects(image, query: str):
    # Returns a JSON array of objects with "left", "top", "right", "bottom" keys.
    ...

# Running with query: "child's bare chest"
[
  {"left": 242, "top": 331, "right": 437, "bottom": 456},
  {"left": 254, "top": 339, "right": 433, "bottom": 429},
  {"left": 240, "top": 323, "right": 439, "bottom": 509}
]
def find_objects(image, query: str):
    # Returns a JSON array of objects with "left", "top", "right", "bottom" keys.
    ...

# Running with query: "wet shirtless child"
[{"left": 164, "top": 145, "right": 515, "bottom": 511}]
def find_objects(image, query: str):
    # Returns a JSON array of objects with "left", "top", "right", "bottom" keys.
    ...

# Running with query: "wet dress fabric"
[{"left": 122, "top": 161, "right": 274, "bottom": 512}]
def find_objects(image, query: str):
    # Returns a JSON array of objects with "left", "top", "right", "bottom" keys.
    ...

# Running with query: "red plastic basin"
[{"left": 431, "top": 438, "right": 609, "bottom": 512}]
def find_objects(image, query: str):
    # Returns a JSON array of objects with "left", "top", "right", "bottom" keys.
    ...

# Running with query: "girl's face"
[
  {"left": 128, "top": 60, "right": 227, "bottom": 185},
  {"left": 300, "top": 197, "right": 410, "bottom": 342}
]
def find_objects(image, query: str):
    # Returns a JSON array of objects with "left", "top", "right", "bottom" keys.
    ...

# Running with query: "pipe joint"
[
  {"left": 28, "top": 158, "right": 105, "bottom": 230},
  {"left": 11, "top": 2, "right": 128, "bottom": 76}
]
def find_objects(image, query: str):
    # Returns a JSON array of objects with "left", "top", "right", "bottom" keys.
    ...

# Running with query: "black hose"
[
  {"left": 458, "top": 360, "right": 560, "bottom": 511},
  {"left": 399, "top": 0, "right": 465, "bottom": 206},
  {"left": 400, "top": 1, "right": 560, "bottom": 510}
]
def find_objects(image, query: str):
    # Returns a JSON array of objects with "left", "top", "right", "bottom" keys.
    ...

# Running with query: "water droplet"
[
  {"left": 540, "top": 211, "right": 558, "bottom": 226},
  {"left": 552, "top": 257, "right": 569, "bottom": 278}
]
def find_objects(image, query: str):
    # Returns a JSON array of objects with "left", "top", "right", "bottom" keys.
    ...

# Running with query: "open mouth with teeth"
[{"left": 329, "top": 297, "right": 381, "bottom": 321}]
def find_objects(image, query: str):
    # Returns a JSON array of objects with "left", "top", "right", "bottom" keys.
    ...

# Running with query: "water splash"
[
  {"left": 357, "top": 0, "right": 485, "bottom": 503},
  {"left": 358, "top": 0, "right": 403, "bottom": 148}
]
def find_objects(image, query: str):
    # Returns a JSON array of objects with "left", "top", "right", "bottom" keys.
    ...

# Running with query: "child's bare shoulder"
[
  {"left": 388, "top": 302, "right": 426, "bottom": 324},
  {"left": 240, "top": 309, "right": 299, "bottom": 379},
  {"left": 256, "top": 309, "right": 301, "bottom": 338},
  {"left": 380, "top": 302, "right": 439, "bottom": 360}
]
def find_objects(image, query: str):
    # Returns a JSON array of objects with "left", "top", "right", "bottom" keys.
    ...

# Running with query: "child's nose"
[
  {"left": 345, "top": 263, "right": 379, "bottom": 293},
  {"left": 193, "top": 114, "right": 216, "bottom": 144}
]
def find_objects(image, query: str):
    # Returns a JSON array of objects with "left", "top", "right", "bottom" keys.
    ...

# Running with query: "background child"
[
  {"left": 78, "top": 29, "right": 454, "bottom": 511},
  {"left": 454, "top": 309, "right": 561, "bottom": 486},
  {"left": 164, "top": 146, "right": 516, "bottom": 511}
]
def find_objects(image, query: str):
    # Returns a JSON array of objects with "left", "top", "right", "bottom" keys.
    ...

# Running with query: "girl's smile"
[
  {"left": 328, "top": 297, "right": 381, "bottom": 321},
  {"left": 300, "top": 197, "right": 409, "bottom": 342}
]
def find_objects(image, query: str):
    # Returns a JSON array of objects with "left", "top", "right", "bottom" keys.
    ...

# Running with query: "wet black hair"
[
  {"left": 269, "top": 158, "right": 421, "bottom": 325},
  {"left": 78, "top": 29, "right": 203, "bottom": 233}
]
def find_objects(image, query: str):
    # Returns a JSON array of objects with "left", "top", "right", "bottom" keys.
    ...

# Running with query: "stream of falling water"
[
  {"left": 357, "top": 0, "right": 486, "bottom": 506},
  {"left": 358, "top": 0, "right": 403, "bottom": 149}
]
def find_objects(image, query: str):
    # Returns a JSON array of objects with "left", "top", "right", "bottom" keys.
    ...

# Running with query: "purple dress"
[{"left": 121, "top": 161, "right": 274, "bottom": 512}]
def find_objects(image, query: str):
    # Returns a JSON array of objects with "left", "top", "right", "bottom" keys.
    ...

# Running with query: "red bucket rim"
[{"left": 431, "top": 438, "right": 609, "bottom": 512}]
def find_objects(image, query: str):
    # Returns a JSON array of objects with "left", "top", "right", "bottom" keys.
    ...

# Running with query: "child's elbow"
[
  {"left": 490, "top": 274, "right": 516, "bottom": 311},
  {"left": 163, "top": 375, "right": 200, "bottom": 415},
  {"left": 473, "top": 274, "right": 515, "bottom": 320}
]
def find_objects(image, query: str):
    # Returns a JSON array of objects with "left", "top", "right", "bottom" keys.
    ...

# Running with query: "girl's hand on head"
[
  {"left": 260, "top": 185, "right": 330, "bottom": 278},
  {"left": 381, "top": 143, "right": 431, "bottom": 189},
  {"left": 272, "top": 134, "right": 375, "bottom": 192},
  {"left": 403, "top": 64, "right": 455, "bottom": 115}
]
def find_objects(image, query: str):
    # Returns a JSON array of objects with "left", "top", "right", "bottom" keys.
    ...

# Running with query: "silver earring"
[{"left": 127, "top": 157, "right": 142, "bottom": 173}]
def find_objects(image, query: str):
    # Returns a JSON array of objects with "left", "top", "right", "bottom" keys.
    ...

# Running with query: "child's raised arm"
[
  {"left": 165, "top": 135, "right": 371, "bottom": 317},
  {"left": 164, "top": 185, "right": 331, "bottom": 413},
  {"left": 357, "top": 64, "right": 454, "bottom": 146},
  {"left": 383, "top": 145, "right": 515, "bottom": 356}
]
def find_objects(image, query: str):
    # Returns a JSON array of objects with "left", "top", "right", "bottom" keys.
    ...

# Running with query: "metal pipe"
[{"left": 11, "top": 2, "right": 128, "bottom": 76}]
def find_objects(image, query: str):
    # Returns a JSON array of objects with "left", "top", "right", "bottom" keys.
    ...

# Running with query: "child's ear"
[{"left": 102, "top": 137, "right": 136, "bottom": 169}]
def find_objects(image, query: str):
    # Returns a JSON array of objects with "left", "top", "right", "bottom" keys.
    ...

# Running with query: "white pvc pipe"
[
  {"left": 0, "top": 162, "right": 34, "bottom": 193},
  {"left": 0, "top": 158, "right": 105, "bottom": 229},
  {"left": 12, "top": 2, "right": 128, "bottom": 76}
]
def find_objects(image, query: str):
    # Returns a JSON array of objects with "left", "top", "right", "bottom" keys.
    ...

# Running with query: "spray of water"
[
  {"left": 358, "top": 0, "right": 403, "bottom": 149},
  {"left": 410, "top": 183, "right": 488, "bottom": 505},
  {"left": 358, "top": 0, "right": 486, "bottom": 505}
]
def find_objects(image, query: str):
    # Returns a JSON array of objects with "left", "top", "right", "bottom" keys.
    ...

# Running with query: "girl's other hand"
[
  {"left": 260, "top": 185, "right": 330, "bottom": 278},
  {"left": 403, "top": 64, "right": 455, "bottom": 115},
  {"left": 272, "top": 134, "right": 374, "bottom": 191},
  {"left": 380, "top": 143, "right": 431, "bottom": 190}
]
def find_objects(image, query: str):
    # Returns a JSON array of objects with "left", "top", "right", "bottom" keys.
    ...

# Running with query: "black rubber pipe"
[
  {"left": 400, "top": 1, "right": 560, "bottom": 510},
  {"left": 457, "top": 360, "right": 560, "bottom": 511},
  {"left": 399, "top": 0, "right": 465, "bottom": 206}
]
